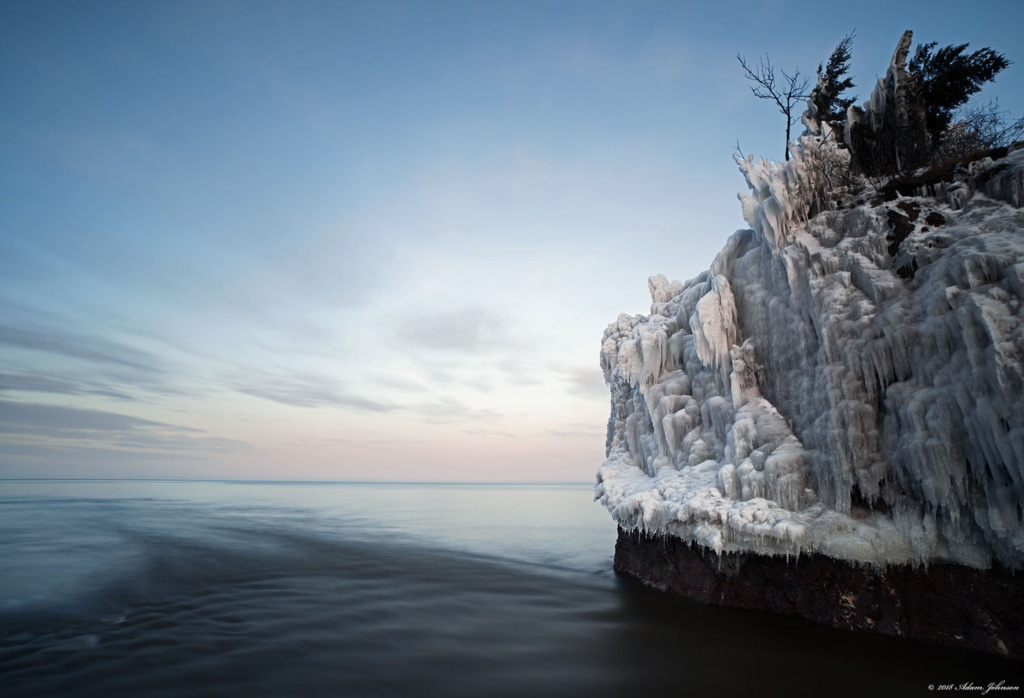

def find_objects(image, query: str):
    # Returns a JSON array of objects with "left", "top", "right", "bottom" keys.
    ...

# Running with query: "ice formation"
[{"left": 596, "top": 75, "right": 1024, "bottom": 569}]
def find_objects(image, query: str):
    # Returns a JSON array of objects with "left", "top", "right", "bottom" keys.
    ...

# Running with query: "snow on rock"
[{"left": 596, "top": 137, "right": 1024, "bottom": 570}]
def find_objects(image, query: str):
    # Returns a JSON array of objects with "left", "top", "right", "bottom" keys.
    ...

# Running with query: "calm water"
[{"left": 0, "top": 480, "right": 1020, "bottom": 696}]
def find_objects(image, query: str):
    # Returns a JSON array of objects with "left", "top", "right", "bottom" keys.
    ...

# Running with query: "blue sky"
[{"left": 3, "top": 0, "right": 1023, "bottom": 481}]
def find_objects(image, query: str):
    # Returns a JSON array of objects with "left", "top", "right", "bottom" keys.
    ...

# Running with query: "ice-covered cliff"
[{"left": 595, "top": 133, "right": 1024, "bottom": 570}]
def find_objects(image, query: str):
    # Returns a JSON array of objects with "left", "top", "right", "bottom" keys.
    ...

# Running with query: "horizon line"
[{"left": 0, "top": 478, "right": 596, "bottom": 486}]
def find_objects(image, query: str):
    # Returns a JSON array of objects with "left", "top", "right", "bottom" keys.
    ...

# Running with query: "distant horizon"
[{"left": 0, "top": 477, "right": 594, "bottom": 485}]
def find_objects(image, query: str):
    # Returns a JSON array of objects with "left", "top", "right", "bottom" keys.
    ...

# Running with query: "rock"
[{"left": 614, "top": 527, "right": 1024, "bottom": 658}]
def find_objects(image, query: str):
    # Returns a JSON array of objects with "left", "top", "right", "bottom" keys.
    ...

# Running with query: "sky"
[{"left": 2, "top": 0, "right": 1023, "bottom": 482}]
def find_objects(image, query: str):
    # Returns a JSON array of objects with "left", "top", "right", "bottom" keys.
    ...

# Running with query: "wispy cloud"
[
  {"left": 404, "top": 395, "right": 502, "bottom": 424},
  {"left": 0, "top": 369, "right": 137, "bottom": 400},
  {"left": 401, "top": 307, "right": 509, "bottom": 353},
  {"left": 369, "top": 373, "right": 429, "bottom": 393},
  {"left": 495, "top": 357, "right": 544, "bottom": 387},
  {"left": 0, "top": 399, "right": 245, "bottom": 453},
  {"left": 546, "top": 421, "right": 606, "bottom": 439},
  {"left": 0, "top": 305, "right": 188, "bottom": 401},
  {"left": 555, "top": 366, "right": 608, "bottom": 400},
  {"left": 0, "top": 441, "right": 232, "bottom": 478},
  {"left": 0, "top": 324, "right": 163, "bottom": 374},
  {"left": 323, "top": 436, "right": 422, "bottom": 450},
  {"left": 234, "top": 371, "right": 395, "bottom": 412},
  {"left": 0, "top": 400, "right": 196, "bottom": 436},
  {"left": 461, "top": 427, "right": 518, "bottom": 439}
]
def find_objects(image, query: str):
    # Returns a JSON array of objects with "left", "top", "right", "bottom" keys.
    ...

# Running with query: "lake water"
[{"left": 0, "top": 480, "right": 1019, "bottom": 696}]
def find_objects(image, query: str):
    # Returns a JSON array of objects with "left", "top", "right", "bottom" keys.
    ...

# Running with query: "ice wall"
[{"left": 596, "top": 138, "right": 1024, "bottom": 569}]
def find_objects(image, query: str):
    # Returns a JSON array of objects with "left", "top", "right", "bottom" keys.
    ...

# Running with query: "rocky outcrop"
[
  {"left": 615, "top": 527, "right": 1024, "bottom": 658},
  {"left": 847, "top": 30, "right": 930, "bottom": 176},
  {"left": 597, "top": 142, "right": 1024, "bottom": 571},
  {"left": 597, "top": 94, "right": 1024, "bottom": 657}
]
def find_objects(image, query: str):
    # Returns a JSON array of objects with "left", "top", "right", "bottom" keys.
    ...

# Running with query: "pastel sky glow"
[{"left": 3, "top": 0, "right": 1023, "bottom": 481}]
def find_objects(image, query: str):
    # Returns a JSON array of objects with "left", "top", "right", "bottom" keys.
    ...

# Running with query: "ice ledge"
[{"left": 596, "top": 450, "right": 988, "bottom": 568}]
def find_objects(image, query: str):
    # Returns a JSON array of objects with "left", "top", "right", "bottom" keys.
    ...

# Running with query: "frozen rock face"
[
  {"left": 596, "top": 139, "right": 1024, "bottom": 570},
  {"left": 845, "top": 30, "right": 930, "bottom": 176}
]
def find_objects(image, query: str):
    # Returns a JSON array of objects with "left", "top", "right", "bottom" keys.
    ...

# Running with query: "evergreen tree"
[
  {"left": 814, "top": 32, "right": 857, "bottom": 136},
  {"left": 908, "top": 42, "right": 1010, "bottom": 152}
]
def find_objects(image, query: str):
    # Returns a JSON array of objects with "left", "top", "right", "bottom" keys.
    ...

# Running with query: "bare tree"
[{"left": 738, "top": 53, "right": 811, "bottom": 161}]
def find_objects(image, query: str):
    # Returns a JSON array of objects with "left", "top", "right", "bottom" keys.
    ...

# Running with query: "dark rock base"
[{"left": 614, "top": 527, "right": 1024, "bottom": 659}]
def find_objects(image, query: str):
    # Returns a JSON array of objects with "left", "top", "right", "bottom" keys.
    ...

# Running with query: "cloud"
[
  {"left": 0, "top": 399, "right": 246, "bottom": 453},
  {"left": 0, "top": 309, "right": 185, "bottom": 401},
  {"left": 401, "top": 307, "right": 509, "bottom": 352},
  {"left": 369, "top": 374, "right": 429, "bottom": 393},
  {"left": 557, "top": 366, "right": 608, "bottom": 400},
  {"left": 461, "top": 427, "right": 518, "bottom": 439},
  {"left": 404, "top": 395, "right": 502, "bottom": 424},
  {"left": 0, "top": 324, "right": 163, "bottom": 374},
  {"left": 0, "top": 400, "right": 196, "bottom": 436},
  {"left": 546, "top": 421, "right": 606, "bottom": 439},
  {"left": 234, "top": 371, "right": 395, "bottom": 412},
  {"left": 494, "top": 358, "right": 544, "bottom": 387},
  {"left": 0, "top": 369, "right": 137, "bottom": 400},
  {"left": 0, "top": 441, "right": 231, "bottom": 478},
  {"left": 111, "top": 432, "right": 243, "bottom": 452},
  {"left": 230, "top": 368, "right": 505, "bottom": 424},
  {"left": 322, "top": 436, "right": 421, "bottom": 450}
]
